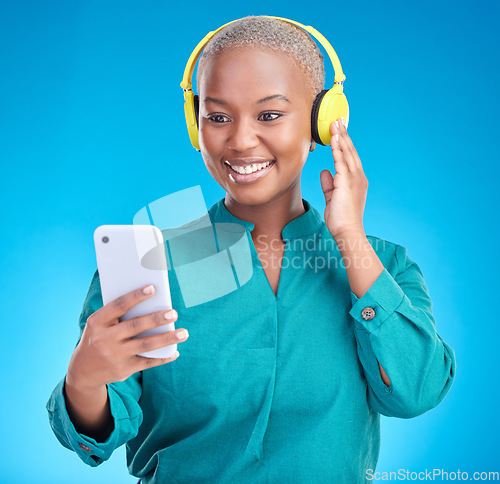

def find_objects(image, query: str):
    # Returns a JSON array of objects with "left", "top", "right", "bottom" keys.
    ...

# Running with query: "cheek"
[
  {"left": 200, "top": 151, "right": 220, "bottom": 177},
  {"left": 199, "top": 130, "right": 231, "bottom": 169},
  {"left": 199, "top": 129, "right": 225, "bottom": 180},
  {"left": 265, "top": 120, "right": 311, "bottom": 158},
  {"left": 198, "top": 127, "right": 210, "bottom": 154},
  {"left": 200, "top": 155, "right": 226, "bottom": 189}
]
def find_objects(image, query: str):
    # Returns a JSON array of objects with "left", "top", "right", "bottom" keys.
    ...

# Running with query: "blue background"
[{"left": 1, "top": 0, "right": 498, "bottom": 482}]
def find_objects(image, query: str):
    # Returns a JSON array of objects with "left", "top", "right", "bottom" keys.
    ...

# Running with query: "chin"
[
  {"left": 226, "top": 184, "right": 288, "bottom": 209},
  {"left": 227, "top": 191, "right": 270, "bottom": 207}
]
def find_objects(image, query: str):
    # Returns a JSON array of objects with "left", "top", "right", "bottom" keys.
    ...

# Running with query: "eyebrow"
[
  {"left": 204, "top": 96, "right": 227, "bottom": 105},
  {"left": 203, "top": 94, "right": 291, "bottom": 105},
  {"left": 257, "top": 94, "right": 291, "bottom": 104}
]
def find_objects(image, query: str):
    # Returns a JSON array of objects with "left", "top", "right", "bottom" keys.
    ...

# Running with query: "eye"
[
  {"left": 258, "top": 112, "right": 282, "bottom": 122},
  {"left": 206, "top": 114, "right": 231, "bottom": 123}
]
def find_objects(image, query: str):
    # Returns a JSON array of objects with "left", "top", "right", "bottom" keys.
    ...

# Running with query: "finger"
[
  {"left": 125, "top": 327, "right": 189, "bottom": 357},
  {"left": 116, "top": 308, "right": 178, "bottom": 340},
  {"left": 338, "top": 117, "right": 363, "bottom": 171},
  {"left": 333, "top": 120, "right": 359, "bottom": 173},
  {"left": 133, "top": 350, "right": 181, "bottom": 373},
  {"left": 330, "top": 121, "right": 349, "bottom": 174},
  {"left": 320, "top": 169, "right": 334, "bottom": 205},
  {"left": 91, "top": 284, "right": 157, "bottom": 328}
]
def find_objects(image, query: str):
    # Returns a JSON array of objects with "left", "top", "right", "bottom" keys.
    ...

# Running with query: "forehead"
[{"left": 198, "top": 46, "right": 311, "bottom": 100}]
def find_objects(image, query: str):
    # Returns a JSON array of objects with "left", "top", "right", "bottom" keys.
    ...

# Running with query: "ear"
[{"left": 309, "top": 140, "right": 316, "bottom": 152}]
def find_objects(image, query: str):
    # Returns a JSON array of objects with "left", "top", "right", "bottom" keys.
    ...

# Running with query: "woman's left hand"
[{"left": 320, "top": 118, "right": 369, "bottom": 240}]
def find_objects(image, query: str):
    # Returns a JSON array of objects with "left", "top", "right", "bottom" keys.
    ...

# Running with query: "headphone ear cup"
[
  {"left": 314, "top": 88, "right": 349, "bottom": 146},
  {"left": 183, "top": 90, "right": 200, "bottom": 151},
  {"left": 311, "top": 90, "right": 328, "bottom": 145}
]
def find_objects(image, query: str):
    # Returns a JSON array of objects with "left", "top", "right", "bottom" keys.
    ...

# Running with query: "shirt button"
[
  {"left": 361, "top": 307, "right": 375, "bottom": 321},
  {"left": 79, "top": 443, "right": 92, "bottom": 452}
]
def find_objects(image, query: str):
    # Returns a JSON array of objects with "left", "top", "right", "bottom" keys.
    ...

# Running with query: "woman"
[{"left": 47, "top": 16, "right": 456, "bottom": 483}]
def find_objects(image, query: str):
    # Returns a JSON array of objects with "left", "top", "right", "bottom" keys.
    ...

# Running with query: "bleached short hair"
[{"left": 196, "top": 16, "right": 325, "bottom": 98}]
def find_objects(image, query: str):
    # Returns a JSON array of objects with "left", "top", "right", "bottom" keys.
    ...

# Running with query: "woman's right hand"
[{"left": 66, "top": 284, "right": 188, "bottom": 392}]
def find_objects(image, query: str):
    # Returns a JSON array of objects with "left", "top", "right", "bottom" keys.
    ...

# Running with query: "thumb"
[{"left": 320, "top": 169, "right": 334, "bottom": 205}]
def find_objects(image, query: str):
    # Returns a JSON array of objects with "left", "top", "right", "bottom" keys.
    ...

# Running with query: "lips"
[{"left": 224, "top": 159, "right": 276, "bottom": 185}]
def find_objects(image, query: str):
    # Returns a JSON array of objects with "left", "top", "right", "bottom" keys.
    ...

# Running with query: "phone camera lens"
[{"left": 102, "top": 236, "right": 109, "bottom": 243}]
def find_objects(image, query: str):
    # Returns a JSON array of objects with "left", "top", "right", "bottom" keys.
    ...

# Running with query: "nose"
[{"left": 227, "top": 116, "right": 259, "bottom": 152}]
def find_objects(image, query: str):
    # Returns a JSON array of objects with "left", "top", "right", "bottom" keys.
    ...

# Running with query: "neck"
[{"left": 224, "top": 190, "right": 306, "bottom": 245}]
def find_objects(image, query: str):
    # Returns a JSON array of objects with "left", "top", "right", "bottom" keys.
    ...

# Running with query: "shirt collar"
[{"left": 208, "top": 198, "right": 324, "bottom": 240}]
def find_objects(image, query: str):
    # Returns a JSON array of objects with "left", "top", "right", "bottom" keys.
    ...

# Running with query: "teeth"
[{"left": 227, "top": 160, "right": 272, "bottom": 174}]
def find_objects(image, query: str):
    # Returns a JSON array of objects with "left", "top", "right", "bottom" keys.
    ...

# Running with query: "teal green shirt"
[{"left": 47, "top": 198, "right": 456, "bottom": 483}]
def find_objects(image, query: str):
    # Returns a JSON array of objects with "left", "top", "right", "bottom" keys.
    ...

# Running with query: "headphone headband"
[
  {"left": 180, "top": 15, "right": 349, "bottom": 149},
  {"left": 180, "top": 16, "right": 346, "bottom": 93}
]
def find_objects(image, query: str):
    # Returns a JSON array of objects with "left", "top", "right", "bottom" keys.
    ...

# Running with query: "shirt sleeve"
[
  {"left": 46, "top": 270, "right": 144, "bottom": 466},
  {"left": 350, "top": 244, "right": 456, "bottom": 418}
]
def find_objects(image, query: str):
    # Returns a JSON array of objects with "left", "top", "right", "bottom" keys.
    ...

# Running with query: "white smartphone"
[{"left": 93, "top": 224, "right": 176, "bottom": 359}]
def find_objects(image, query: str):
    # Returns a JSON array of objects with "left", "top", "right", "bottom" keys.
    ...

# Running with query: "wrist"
[
  {"left": 65, "top": 371, "right": 106, "bottom": 398},
  {"left": 63, "top": 376, "right": 113, "bottom": 441},
  {"left": 331, "top": 225, "right": 366, "bottom": 242}
]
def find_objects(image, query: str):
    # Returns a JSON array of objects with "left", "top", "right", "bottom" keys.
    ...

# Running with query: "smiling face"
[{"left": 198, "top": 46, "right": 315, "bottom": 208}]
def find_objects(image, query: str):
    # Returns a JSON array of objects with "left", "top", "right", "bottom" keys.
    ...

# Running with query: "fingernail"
[
  {"left": 335, "top": 121, "right": 339, "bottom": 128},
  {"left": 340, "top": 117, "right": 345, "bottom": 126},
  {"left": 176, "top": 329, "right": 189, "bottom": 340},
  {"left": 335, "top": 134, "right": 339, "bottom": 142},
  {"left": 164, "top": 309, "right": 176, "bottom": 320},
  {"left": 143, "top": 285, "right": 155, "bottom": 295}
]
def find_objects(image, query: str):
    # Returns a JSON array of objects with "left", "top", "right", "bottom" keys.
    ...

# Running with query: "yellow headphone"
[{"left": 180, "top": 16, "right": 349, "bottom": 151}]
